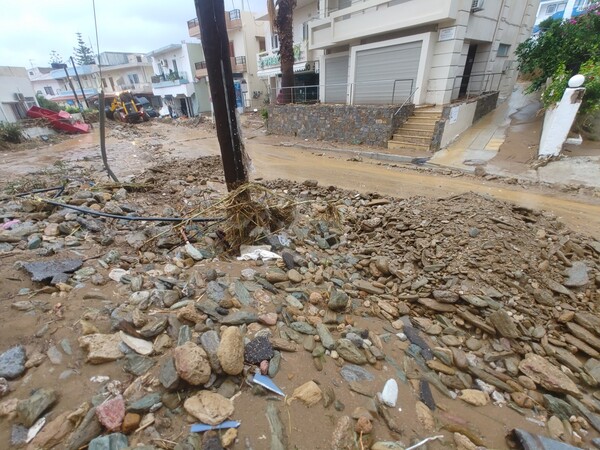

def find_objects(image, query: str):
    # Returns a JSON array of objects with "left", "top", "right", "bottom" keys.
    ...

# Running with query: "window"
[
  {"left": 29, "top": 71, "right": 34, "bottom": 76},
  {"left": 546, "top": 4, "right": 557, "bottom": 14},
  {"left": 136, "top": 56, "right": 142, "bottom": 62},
  {"left": 271, "top": 34, "right": 279, "bottom": 50},
  {"left": 229, "top": 9, "right": 241, "bottom": 20},
  {"left": 303, "top": 22, "right": 309, "bottom": 41},
  {"left": 471, "top": 0, "right": 484, "bottom": 10},
  {"left": 497, "top": 43, "right": 510, "bottom": 57},
  {"left": 102, "top": 78, "right": 107, "bottom": 88},
  {"left": 44, "top": 86, "right": 54, "bottom": 95},
  {"left": 128, "top": 73, "right": 140, "bottom": 84}
]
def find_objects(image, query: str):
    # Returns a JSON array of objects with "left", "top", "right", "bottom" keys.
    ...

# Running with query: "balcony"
[
  {"left": 195, "top": 61, "right": 208, "bottom": 79},
  {"left": 231, "top": 56, "right": 247, "bottom": 73},
  {"left": 188, "top": 18, "right": 200, "bottom": 39},
  {"left": 226, "top": 9, "right": 242, "bottom": 30},
  {"left": 257, "top": 42, "right": 307, "bottom": 71},
  {"left": 151, "top": 71, "right": 189, "bottom": 88},
  {"left": 309, "top": 0, "right": 457, "bottom": 49},
  {"left": 116, "top": 82, "right": 152, "bottom": 93}
]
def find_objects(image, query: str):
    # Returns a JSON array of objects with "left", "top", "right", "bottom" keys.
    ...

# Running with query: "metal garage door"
[
  {"left": 353, "top": 41, "right": 421, "bottom": 105},
  {"left": 324, "top": 54, "right": 349, "bottom": 104}
]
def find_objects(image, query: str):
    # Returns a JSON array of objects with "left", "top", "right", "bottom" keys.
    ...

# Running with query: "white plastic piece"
[{"left": 26, "top": 417, "right": 46, "bottom": 443}]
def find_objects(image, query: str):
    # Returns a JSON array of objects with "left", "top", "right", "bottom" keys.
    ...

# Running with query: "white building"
[
  {"left": 97, "top": 52, "right": 154, "bottom": 97},
  {"left": 148, "top": 42, "right": 210, "bottom": 117},
  {"left": 304, "top": 0, "right": 540, "bottom": 106},
  {"left": 257, "top": 0, "right": 323, "bottom": 103},
  {"left": 534, "top": 0, "right": 594, "bottom": 29},
  {"left": 188, "top": 9, "right": 267, "bottom": 109},
  {"left": 0, "top": 66, "right": 38, "bottom": 123},
  {"left": 28, "top": 67, "right": 62, "bottom": 98}
]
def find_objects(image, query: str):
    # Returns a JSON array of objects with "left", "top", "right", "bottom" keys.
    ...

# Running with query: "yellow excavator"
[{"left": 106, "top": 91, "right": 149, "bottom": 123}]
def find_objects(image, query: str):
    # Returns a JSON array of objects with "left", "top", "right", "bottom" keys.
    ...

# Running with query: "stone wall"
[
  {"left": 267, "top": 103, "right": 414, "bottom": 147},
  {"left": 473, "top": 91, "right": 499, "bottom": 122}
]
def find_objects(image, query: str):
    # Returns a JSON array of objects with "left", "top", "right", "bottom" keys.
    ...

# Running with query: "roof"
[
  {"left": 147, "top": 44, "right": 182, "bottom": 56},
  {"left": 50, "top": 65, "right": 98, "bottom": 79}
]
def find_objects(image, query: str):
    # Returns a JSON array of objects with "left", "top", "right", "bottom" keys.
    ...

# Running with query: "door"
[
  {"left": 459, "top": 44, "right": 478, "bottom": 97},
  {"left": 324, "top": 54, "right": 349, "bottom": 103},
  {"left": 109, "top": 77, "right": 115, "bottom": 91},
  {"left": 353, "top": 41, "right": 421, "bottom": 105}
]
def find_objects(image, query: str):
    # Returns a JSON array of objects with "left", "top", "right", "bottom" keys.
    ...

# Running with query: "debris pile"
[{"left": 0, "top": 157, "right": 598, "bottom": 449}]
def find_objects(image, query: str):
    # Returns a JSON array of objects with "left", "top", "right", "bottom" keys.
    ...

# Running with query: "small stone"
[
  {"left": 458, "top": 389, "right": 489, "bottom": 406},
  {"left": 547, "top": 415, "right": 565, "bottom": 440},
  {"left": 331, "top": 416, "right": 355, "bottom": 450},
  {"left": 519, "top": 353, "right": 581, "bottom": 398},
  {"left": 244, "top": 335, "right": 274, "bottom": 364},
  {"left": 218, "top": 327, "right": 244, "bottom": 375},
  {"left": 336, "top": 339, "right": 366, "bottom": 365},
  {"left": 489, "top": 309, "right": 520, "bottom": 338},
  {"left": 122, "top": 412, "right": 141, "bottom": 434},
  {"left": 415, "top": 401, "right": 435, "bottom": 432},
  {"left": 564, "top": 261, "right": 589, "bottom": 287},
  {"left": 221, "top": 427, "right": 237, "bottom": 447},
  {"left": 287, "top": 269, "right": 303, "bottom": 283},
  {"left": 88, "top": 432, "right": 128, "bottom": 450},
  {"left": 16, "top": 388, "right": 58, "bottom": 427},
  {"left": 432, "top": 290, "right": 459, "bottom": 304},
  {"left": 309, "top": 292, "right": 323, "bottom": 304},
  {"left": 355, "top": 416, "right": 373, "bottom": 434},
  {"left": 454, "top": 433, "right": 478, "bottom": 450},
  {"left": 184, "top": 391, "right": 234, "bottom": 425},
  {"left": 173, "top": 341, "right": 211, "bottom": 385},
  {"left": 96, "top": 396, "right": 125, "bottom": 431},
  {"left": 127, "top": 393, "right": 161, "bottom": 414},
  {"left": 0, "top": 346, "right": 26, "bottom": 379},
  {"left": 78, "top": 334, "right": 123, "bottom": 364},
  {"left": 159, "top": 357, "right": 180, "bottom": 390},
  {"left": 119, "top": 332, "right": 153, "bottom": 356},
  {"left": 259, "top": 313, "right": 278, "bottom": 326}
]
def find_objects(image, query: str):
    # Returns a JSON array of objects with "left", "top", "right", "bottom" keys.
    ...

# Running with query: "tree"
[
  {"left": 268, "top": 0, "right": 297, "bottom": 104},
  {"left": 516, "top": 3, "right": 600, "bottom": 114},
  {"left": 73, "top": 32, "right": 95, "bottom": 65},
  {"left": 48, "top": 50, "right": 63, "bottom": 65}
]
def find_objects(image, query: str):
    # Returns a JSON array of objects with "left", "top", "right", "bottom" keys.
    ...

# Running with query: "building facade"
[
  {"left": 97, "top": 52, "right": 154, "bottom": 97},
  {"left": 0, "top": 66, "right": 38, "bottom": 123},
  {"left": 148, "top": 42, "right": 210, "bottom": 117},
  {"left": 534, "top": 0, "right": 595, "bottom": 29},
  {"left": 188, "top": 9, "right": 267, "bottom": 109},
  {"left": 306, "top": 0, "right": 539, "bottom": 106}
]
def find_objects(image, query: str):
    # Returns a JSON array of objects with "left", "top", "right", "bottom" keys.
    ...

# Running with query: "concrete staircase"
[{"left": 388, "top": 107, "right": 443, "bottom": 152}]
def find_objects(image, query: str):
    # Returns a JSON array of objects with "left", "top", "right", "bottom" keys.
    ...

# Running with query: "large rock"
[
  {"left": 173, "top": 341, "right": 211, "bottom": 385},
  {"left": 22, "top": 259, "right": 83, "bottom": 284},
  {"left": 518, "top": 354, "right": 582, "bottom": 398},
  {"left": 316, "top": 323, "right": 335, "bottom": 350},
  {"left": 78, "top": 334, "right": 123, "bottom": 364},
  {"left": 16, "top": 388, "right": 58, "bottom": 427},
  {"left": 96, "top": 396, "right": 125, "bottom": 431},
  {"left": 0, "top": 346, "right": 26, "bottom": 379},
  {"left": 28, "top": 410, "right": 73, "bottom": 449},
  {"left": 290, "top": 381, "right": 322, "bottom": 407},
  {"left": 336, "top": 339, "right": 367, "bottom": 365},
  {"left": 489, "top": 309, "right": 520, "bottom": 338},
  {"left": 200, "top": 330, "right": 222, "bottom": 372},
  {"left": 184, "top": 391, "right": 234, "bottom": 426},
  {"left": 159, "top": 357, "right": 180, "bottom": 390},
  {"left": 328, "top": 291, "right": 349, "bottom": 312},
  {"left": 88, "top": 432, "right": 129, "bottom": 450},
  {"left": 119, "top": 332, "right": 153, "bottom": 356},
  {"left": 245, "top": 335, "right": 274, "bottom": 364},
  {"left": 564, "top": 261, "right": 589, "bottom": 287},
  {"left": 331, "top": 416, "right": 355, "bottom": 450},
  {"left": 458, "top": 389, "right": 489, "bottom": 406},
  {"left": 64, "top": 406, "right": 102, "bottom": 450},
  {"left": 217, "top": 327, "right": 244, "bottom": 375}
]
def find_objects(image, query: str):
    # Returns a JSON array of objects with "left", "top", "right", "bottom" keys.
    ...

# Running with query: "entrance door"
[{"left": 459, "top": 44, "right": 477, "bottom": 97}]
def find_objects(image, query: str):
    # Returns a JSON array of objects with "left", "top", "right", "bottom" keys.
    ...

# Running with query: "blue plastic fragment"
[
  {"left": 190, "top": 421, "right": 241, "bottom": 433},
  {"left": 252, "top": 373, "right": 285, "bottom": 396}
]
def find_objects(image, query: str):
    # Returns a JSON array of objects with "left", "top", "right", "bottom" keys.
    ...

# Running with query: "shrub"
[
  {"left": 0, "top": 122, "right": 23, "bottom": 144},
  {"left": 35, "top": 94, "right": 61, "bottom": 112},
  {"left": 64, "top": 105, "right": 80, "bottom": 114}
]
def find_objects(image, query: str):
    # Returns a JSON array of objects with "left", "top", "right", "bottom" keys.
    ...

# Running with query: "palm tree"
[{"left": 268, "top": 0, "right": 297, "bottom": 104}]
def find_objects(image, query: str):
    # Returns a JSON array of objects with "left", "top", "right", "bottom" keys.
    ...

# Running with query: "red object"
[{"left": 26, "top": 106, "right": 91, "bottom": 134}]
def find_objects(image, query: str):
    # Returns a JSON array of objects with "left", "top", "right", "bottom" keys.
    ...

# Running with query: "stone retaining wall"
[{"left": 266, "top": 103, "right": 414, "bottom": 147}]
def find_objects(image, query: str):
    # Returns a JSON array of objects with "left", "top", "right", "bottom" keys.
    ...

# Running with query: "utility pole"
[
  {"left": 70, "top": 56, "right": 90, "bottom": 109},
  {"left": 52, "top": 63, "right": 81, "bottom": 110},
  {"left": 195, "top": 0, "right": 249, "bottom": 191}
]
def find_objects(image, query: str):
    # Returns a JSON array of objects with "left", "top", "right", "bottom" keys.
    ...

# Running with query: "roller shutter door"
[
  {"left": 324, "top": 54, "right": 349, "bottom": 104},
  {"left": 353, "top": 41, "right": 421, "bottom": 105}
]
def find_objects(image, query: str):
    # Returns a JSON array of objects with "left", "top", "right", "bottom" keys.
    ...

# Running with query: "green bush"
[
  {"left": 64, "top": 105, "right": 80, "bottom": 114},
  {"left": 35, "top": 94, "right": 61, "bottom": 112},
  {"left": 0, "top": 122, "right": 23, "bottom": 144},
  {"left": 260, "top": 108, "right": 268, "bottom": 121}
]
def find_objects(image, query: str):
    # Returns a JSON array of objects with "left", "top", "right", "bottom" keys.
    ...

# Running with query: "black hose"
[
  {"left": 40, "top": 199, "right": 222, "bottom": 223},
  {"left": 14, "top": 186, "right": 65, "bottom": 198}
]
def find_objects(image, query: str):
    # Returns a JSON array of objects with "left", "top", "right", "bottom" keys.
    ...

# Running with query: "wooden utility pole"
[
  {"left": 195, "top": 0, "right": 249, "bottom": 191},
  {"left": 70, "top": 56, "right": 90, "bottom": 109}
]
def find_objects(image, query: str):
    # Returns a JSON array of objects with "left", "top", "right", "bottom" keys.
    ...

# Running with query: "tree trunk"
[{"left": 276, "top": 0, "right": 296, "bottom": 104}]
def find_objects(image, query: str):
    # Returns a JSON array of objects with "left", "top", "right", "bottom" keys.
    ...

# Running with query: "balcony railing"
[
  {"left": 257, "top": 43, "right": 306, "bottom": 70},
  {"left": 226, "top": 9, "right": 242, "bottom": 29},
  {"left": 151, "top": 71, "right": 189, "bottom": 87},
  {"left": 232, "top": 56, "right": 247, "bottom": 72},
  {"left": 195, "top": 61, "right": 208, "bottom": 78},
  {"left": 188, "top": 18, "right": 201, "bottom": 38}
]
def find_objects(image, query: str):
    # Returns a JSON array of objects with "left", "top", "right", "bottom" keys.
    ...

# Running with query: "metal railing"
[
  {"left": 451, "top": 72, "right": 503, "bottom": 100},
  {"left": 195, "top": 61, "right": 207, "bottom": 70},
  {"left": 187, "top": 18, "right": 199, "bottom": 29},
  {"left": 228, "top": 9, "right": 241, "bottom": 20},
  {"left": 394, "top": 86, "right": 419, "bottom": 116},
  {"left": 266, "top": 78, "right": 416, "bottom": 106},
  {"left": 234, "top": 56, "right": 247, "bottom": 66}
]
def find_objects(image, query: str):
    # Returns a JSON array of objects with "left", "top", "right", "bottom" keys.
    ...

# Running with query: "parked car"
[{"left": 135, "top": 96, "right": 159, "bottom": 118}]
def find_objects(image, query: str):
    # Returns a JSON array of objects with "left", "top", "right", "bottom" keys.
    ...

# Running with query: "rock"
[
  {"left": 567, "top": 322, "right": 600, "bottom": 351},
  {"left": 221, "top": 427, "right": 237, "bottom": 447},
  {"left": 331, "top": 416, "right": 355, "bottom": 450},
  {"left": 336, "top": 339, "right": 366, "bottom": 365},
  {"left": 184, "top": 391, "right": 234, "bottom": 426},
  {"left": 328, "top": 290, "right": 349, "bottom": 311},
  {"left": 244, "top": 335, "right": 274, "bottom": 364},
  {"left": 121, "top": 412, "right": 141, "bottom": 434},
  {"left": 547, "top": 415, "right": 565, "bottom": 440},
  {"left": 64, "top": 406, "right": 102, "bottom": 450},
  {"left": 173, "top": 341, "right": 211, "bottom": 385},
  {"left": 123, "top": 354, "right": 155, "bottom": 377},
  {"left": 489, "top": 309, "right": 520, "bottom": 338},
  {"left": 17, "top": 388, "right": 58, "bottom": 427},
  {"left": 355, "top": 416, "right": 373, "bottom": 434},
  {"left": 266, "top": 402, "right": 286, "bottom": 450},
  {"left": 315, "top": 324, "right": 335, "bottom": 350},
  {"left": 79, "top": 334, "right": 123, "bottom": 364},
  {"left": 379, "top": 379, "right": 398, "bottom": 407},
  {"left": 159, "top": 357, "right": 180, "bottom": 390},
  {"left": 454, "top": 433, "right": 478, "bottom": 450},
  {"left": 119, "top": 332, "right": 153, "bottom": 356},
  {"left": 258, "top": 313, "right": 278, "bottom": 326},
  {"left": 88, "top": 432, "right": 129, "bottom": 450},
  {"left": 266, "top": 269, "right": 288, "bottom": 283},
  {"left": 564, "top": 261, "right": 589, "bottom": 287},
  {"left": 28, "top": 410, "right": 73, "bottom": 449},
  {"left": 217, "top": 327, "right": 244, "bottom": 375},
  {"left": 418, "top": 298, "right": 456, "bottom": 312},
  {"left": 220, "top": 311, "right": 258, "bottom": 325},
  {"left": 270, "top": 337, "right": 297, "bottom": 352},
  {"left": 200, "top": 330, "right": 221, "bottom": 373},
  {"left": 127, "top": 393, "right": 161, "bottom": 414},
  {"left": 290, "top": 381, "right": 322, "bottom": 407},
  {"left": 533, "top": 289, "right": 556, "bottom": 306},
  {"left": 352, "top": 279, "right": 384, "bottom": 295},
  {"left": 432, "top": 290, "right": 459, "bottom": 303},
  {"left": 340, "top": 364, "right": 375, "bottom": 382},
  {"left": 0, "top": 345, "right": 26, "bottom": 379},
  {"left": 415, "top": 401, "right": 435, "bottom": 432},
  {"left": 287, "top": 269, "right": 303, "bottom": 283},
  {"left": 519, "top": 353, "right": 582, "bottom": 398},
  {"left": 96, "top": 396, "right": 125, "bottom": 431},
  {"left": 22, "top": 259, "right": 83, "bottom": 284},
  {"left": 458, "top": 389, "right": 489, "bottom": 406}
]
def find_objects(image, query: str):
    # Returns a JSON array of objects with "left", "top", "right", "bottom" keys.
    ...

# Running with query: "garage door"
[
  {"left": 353, "top": 41, "right": 421, "bottom": 105},
  {"left": 324, "top": 54, "right": 349, "bottom": 104}
]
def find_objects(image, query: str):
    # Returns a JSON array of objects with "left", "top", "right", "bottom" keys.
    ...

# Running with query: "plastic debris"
[
  {"left": 90, "top": 375, "right": 110, "bottom": 383},
  {"left": 108, "top": 268, "right": 128, "bottom": 282},
  {"left": 190, "top": 420, "right": 241, "bottom": 433},
  {"left": 405, "top": 435, "right": 444, "bottom": 450},
  {"left": 252, "top": 373, "right": 285, "bottom": 396},
  {"left": 26, "top": 417, "right": 46, "bottom": 443},
  {"left": 379, "top": 379, "right": 398, "bottom": 407},
  {"left": 1, "top": 219, "right": 20, "bottom": 230},
  {"left": 237, "top": 245, "right": 282, "bottom": 261}
]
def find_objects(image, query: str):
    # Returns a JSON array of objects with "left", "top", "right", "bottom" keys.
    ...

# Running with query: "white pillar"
[
  {"left": 564, "top": 0, "right": 577, "bottom": 19},
  {"left": 538, "top": 74, "right": 585, "bottom": 158}
]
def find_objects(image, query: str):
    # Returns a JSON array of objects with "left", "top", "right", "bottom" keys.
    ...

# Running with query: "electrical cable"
[
  {"left": 14, "top": 186, "right": 65, "bottom": 198},
  {"left": 39, "top": 198, "right": 223, "bottom": 223}
]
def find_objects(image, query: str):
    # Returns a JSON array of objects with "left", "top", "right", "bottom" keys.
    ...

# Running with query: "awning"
[{"left": 257, "top": 62, "right": 315, "bottom": 78}]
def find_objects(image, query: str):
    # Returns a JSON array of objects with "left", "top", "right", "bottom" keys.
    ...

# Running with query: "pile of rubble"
[{"left": 0, "top": 156, "right": 598, "bottom": 450}]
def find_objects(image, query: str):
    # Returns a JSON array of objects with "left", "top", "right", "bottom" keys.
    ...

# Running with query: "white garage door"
[
  {"left": 353, "top": 41, "right": 421, "bottom": 105},
  {"left": 324, "top": 54, "right": 349, "bottom": 104}
]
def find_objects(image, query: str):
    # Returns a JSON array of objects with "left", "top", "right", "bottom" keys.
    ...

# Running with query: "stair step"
[
  {"left": 405, "top": 119, "right": 438, "bottom": 126},
  {"left": 394, "top": 130, "right": 432, "bottom": 138},
  {"left": 387, "top": 141, "right": 431, "bottom": 151},
  {"left": 401, "top": 126, "right": 437, "bottom": 133},
  {"left": 391, "top": 136, "right": 432, "bottom": 145}
]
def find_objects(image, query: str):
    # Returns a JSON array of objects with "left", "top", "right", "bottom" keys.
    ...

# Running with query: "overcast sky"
[{"left": 0, "top": 0, "right": 266, "bottom": 69}]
